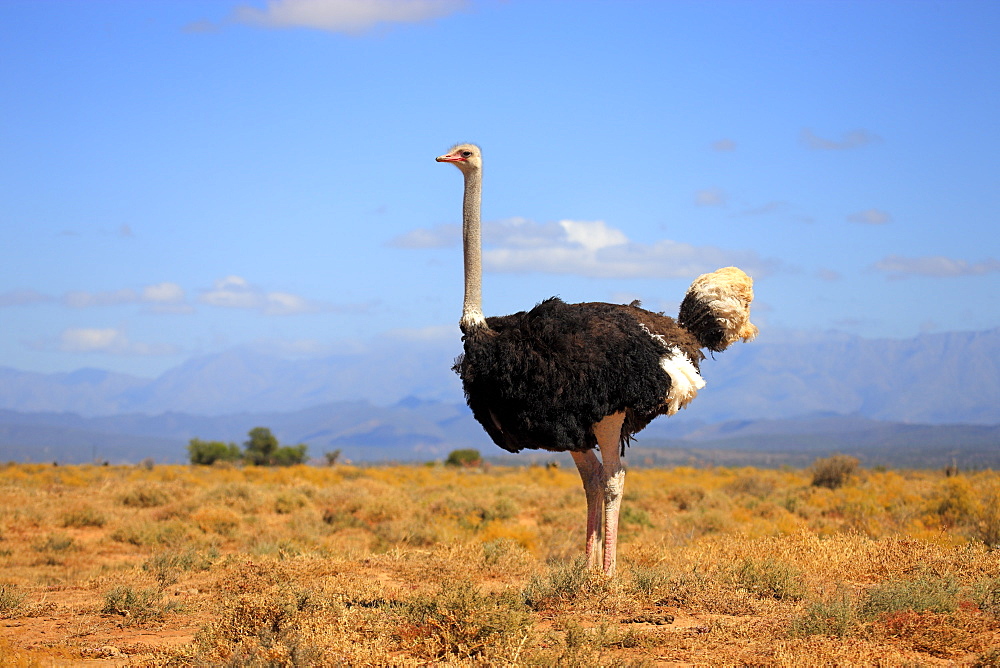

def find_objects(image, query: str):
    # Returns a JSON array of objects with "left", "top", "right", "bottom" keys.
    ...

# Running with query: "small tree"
[
  {"left": 271, "top": 443, "right": 309, "bottom": 466},
  {"left": 243, "top": 427, "right": 280, "bottom": 466},
  {"left": 187, "top": 438, "right": 241, "bottom": 465},
  {"left": 445, "top": 448, "right": 482, "bottom": 468},
  {"left": 241, "top": 427, "right": 308, "bottom": 466},
  {"left": 324, "top": 449, "right": 342, "bottom": 466}
]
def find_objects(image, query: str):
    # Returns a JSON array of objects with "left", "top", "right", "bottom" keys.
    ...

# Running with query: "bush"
[
  {"left": 102, "top": 586, "right": 164, "bottom": 625},
  {"left": 188, "top": 428, "right": 308, "bottom": 466},
  {"left": 810, "top": 454, "right": 859, "bottom": 489},
  {"left": 271, "top": 444, "right": 308, "bottom": 467},
  {"left": 402, "top": 580, "right": 532, "bottom": 660},
  {"left": 791, "top": 587, "right": 856, "bottom": 637},
  {"left": 0, "top": 584, "right": 25, "bottom": 617},
  {"left": 730, "top": 557, "right": 805, "bottom": 600},
  {"left": 119, "top": 484, "right": 171, "bottom": 508},
  {"left": 522, "top": 558, "right": 602, "bottom": 610},
  {"left": 859, "top": 575, "right": 960, "bottom": 619},
  {"left": 445, "top": 449, "right": 482, "bottom": 468},
  {"left": 61, "top": 506, "right": 107, "bottom": 528},
  {"left": 187, "top": 438, "right": 241, "bottom": 466}
]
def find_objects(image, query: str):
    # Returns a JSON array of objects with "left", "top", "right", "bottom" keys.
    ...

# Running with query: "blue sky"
[{"left": 2, "top": 0, "right": 999, "bottom": 380}]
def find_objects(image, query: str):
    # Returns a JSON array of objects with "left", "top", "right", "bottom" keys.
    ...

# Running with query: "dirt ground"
[{"left": 2, "top": 464, "right": 999, "bottom": 665}]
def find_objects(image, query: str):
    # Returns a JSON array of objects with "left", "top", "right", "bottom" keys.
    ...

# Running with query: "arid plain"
[{"left": 1, "top": 461, "right": 998, "bottom": 666}]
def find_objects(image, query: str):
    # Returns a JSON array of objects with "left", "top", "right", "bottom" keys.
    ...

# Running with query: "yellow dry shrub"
[
  {"left": 931, "top": 476, "right": 981, "bottom": 528},
  {"left": 478, "top": 522, "right": 538, "bottom": 554},
  {"left": 191, "top": 506, "right": 242, "bottom": 537}
]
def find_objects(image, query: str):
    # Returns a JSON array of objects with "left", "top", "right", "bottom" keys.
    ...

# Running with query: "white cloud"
[
  {"left": 56, "top": 282, "right": 190, "bottom": 311},
  {"left": 386, "top": 223, "right": 460, "bottom": 248},
  {"left": 199, "top": 275, "right": 345, "bottom": 315},
  {"left": 63, "top": 289, "right": 139, "bottom": 308},
  {"left": 848, "top": 208, "right": 892, "bottom": 224},
  {"left": 232, "top": 0, "right": 466, "bottom": 33},
  {"left": 801, "top": 128, "right": 881, "bottom": 150},
  {"left": 480, "top": 218, "right": 777, "bottom": 279},
  {"left": 559, "top": 219, "right": 628, "bottom": 251},
  {"left": 142, "top": 282, "right": 185, "bottom": 303},
  {"left": 263, "top": 291, "right": 314, "bottom": 316},
  {"left": 57, "top": 327, "right": 177, "bottom": 356},
  {"left": 59, "top": 327, "right": 124, "bottom": 352},
  {"left": 873, "top": 255, "right": 1000, "bottom": 279},
  {"left": 200, "top": 275, "right": 259, "bottom": 309}
]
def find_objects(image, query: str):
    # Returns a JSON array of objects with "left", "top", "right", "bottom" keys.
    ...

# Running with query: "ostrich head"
[
  {"left": 678, "top": 266, "right": 758, "bottom": 352},
  {"left": 436, "top": 143, "right": 482, "bottom": 174}
]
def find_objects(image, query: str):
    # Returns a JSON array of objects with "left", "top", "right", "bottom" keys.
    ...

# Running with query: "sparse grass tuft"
[
  {"left": 859, "top": 575, "right": 960, "bottom": 618},
  {"left": 522, "top": 558, "right": 597, "bottom": 610},
  {"left": 60, "top": 505, "right": 106, "bottom": 528},
  {"left": 0, "top": 584, "right": 26, "bottom": 618},
  {"left": 401, "top": 580, "right": 532, "bottom": 661},
  {"left": 628, "top": 564, "right": 671, "bottom": 597},
  {"left": 143, "top": 547, "right": 217, "bottom": 587},
  {"left": 730, "top": 556, "right": 806, "bottom": 600},
  {"left": 791, "top": 586, "right": 857, "bottom": 637},
  {"left": 102, "top": 586, "right": 166, "bottom": 625},
  {"left": 32, "top": 533, "right": 74, "bottom": 553},
  {"left": 119, "top": 483, "right": 171, "bottom": 508}
]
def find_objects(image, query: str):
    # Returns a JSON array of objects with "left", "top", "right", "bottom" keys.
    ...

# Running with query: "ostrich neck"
[{"left": 461, "top": 169, "right": 487, "bottom": 332}]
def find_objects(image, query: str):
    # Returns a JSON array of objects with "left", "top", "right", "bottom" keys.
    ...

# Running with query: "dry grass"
[{"left": 0, "top": 461, "right": 998, "bottom": 666}]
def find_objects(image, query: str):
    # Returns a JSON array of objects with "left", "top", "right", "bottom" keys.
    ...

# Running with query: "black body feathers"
[{"left": 454, "top": 298, "right": 703, "bottom": 454}]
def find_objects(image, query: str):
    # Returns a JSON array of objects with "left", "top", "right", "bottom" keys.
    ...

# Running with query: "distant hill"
[
  {"left": 694, "top": 328, "right": 1000, "bottom": 424},
  {"left": 1, "top": 327, "right": 998, "bottom": 425},
  {"left": 1, "top": 403, "right": 998, "bottom": 470},
  {"left": 1, "top": 327, "right": 998, "bottom": 468}
]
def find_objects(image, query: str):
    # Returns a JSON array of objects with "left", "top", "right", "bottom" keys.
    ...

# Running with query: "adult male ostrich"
[{"left": 437, "top": 143, "right": 757, "bottom": 576}]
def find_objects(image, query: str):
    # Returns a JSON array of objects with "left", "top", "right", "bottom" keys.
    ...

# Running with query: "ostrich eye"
[{"left": 461, "top": 151, "right": 472, "bottom": 158}]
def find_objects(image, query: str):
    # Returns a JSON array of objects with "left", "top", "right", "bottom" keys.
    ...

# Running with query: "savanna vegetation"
[
  {"left": 187, "top": 427, "right": 308, "bottom": 467},
  {"left": 0, "top": 459, "right": 998, "bottom": 666}
]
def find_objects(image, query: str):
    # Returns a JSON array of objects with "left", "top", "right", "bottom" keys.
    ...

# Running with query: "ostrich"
[{"left": 436, "top": 143, "right": 757, "bottom": 576}]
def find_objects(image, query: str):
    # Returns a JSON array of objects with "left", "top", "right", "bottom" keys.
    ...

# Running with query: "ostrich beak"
[{"left": 436, "top": 152, "right": 465, "bottom": 163}]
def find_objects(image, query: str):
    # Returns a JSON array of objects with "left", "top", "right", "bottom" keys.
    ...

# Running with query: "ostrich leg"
[
  {"left": 571, "top": 449, "right": 604, "bottom": 570},
  {"left": 594, "top": 412, "right": 626, "bottom": 576}
]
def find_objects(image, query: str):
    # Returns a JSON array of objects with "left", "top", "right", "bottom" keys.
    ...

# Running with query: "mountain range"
[{"left": 0, "top": 327, "right": 998, "bottom": 466}]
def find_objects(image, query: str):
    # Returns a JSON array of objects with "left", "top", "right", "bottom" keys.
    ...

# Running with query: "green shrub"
[
  {"left": 445, "top": 449, "right": 482, "bottom": 467},
  {"left": 859, "top": 575, "right": 960, "bottom": 619},
  {"left": 187, "top": 438, "right": 241, "bottom": 466}
]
